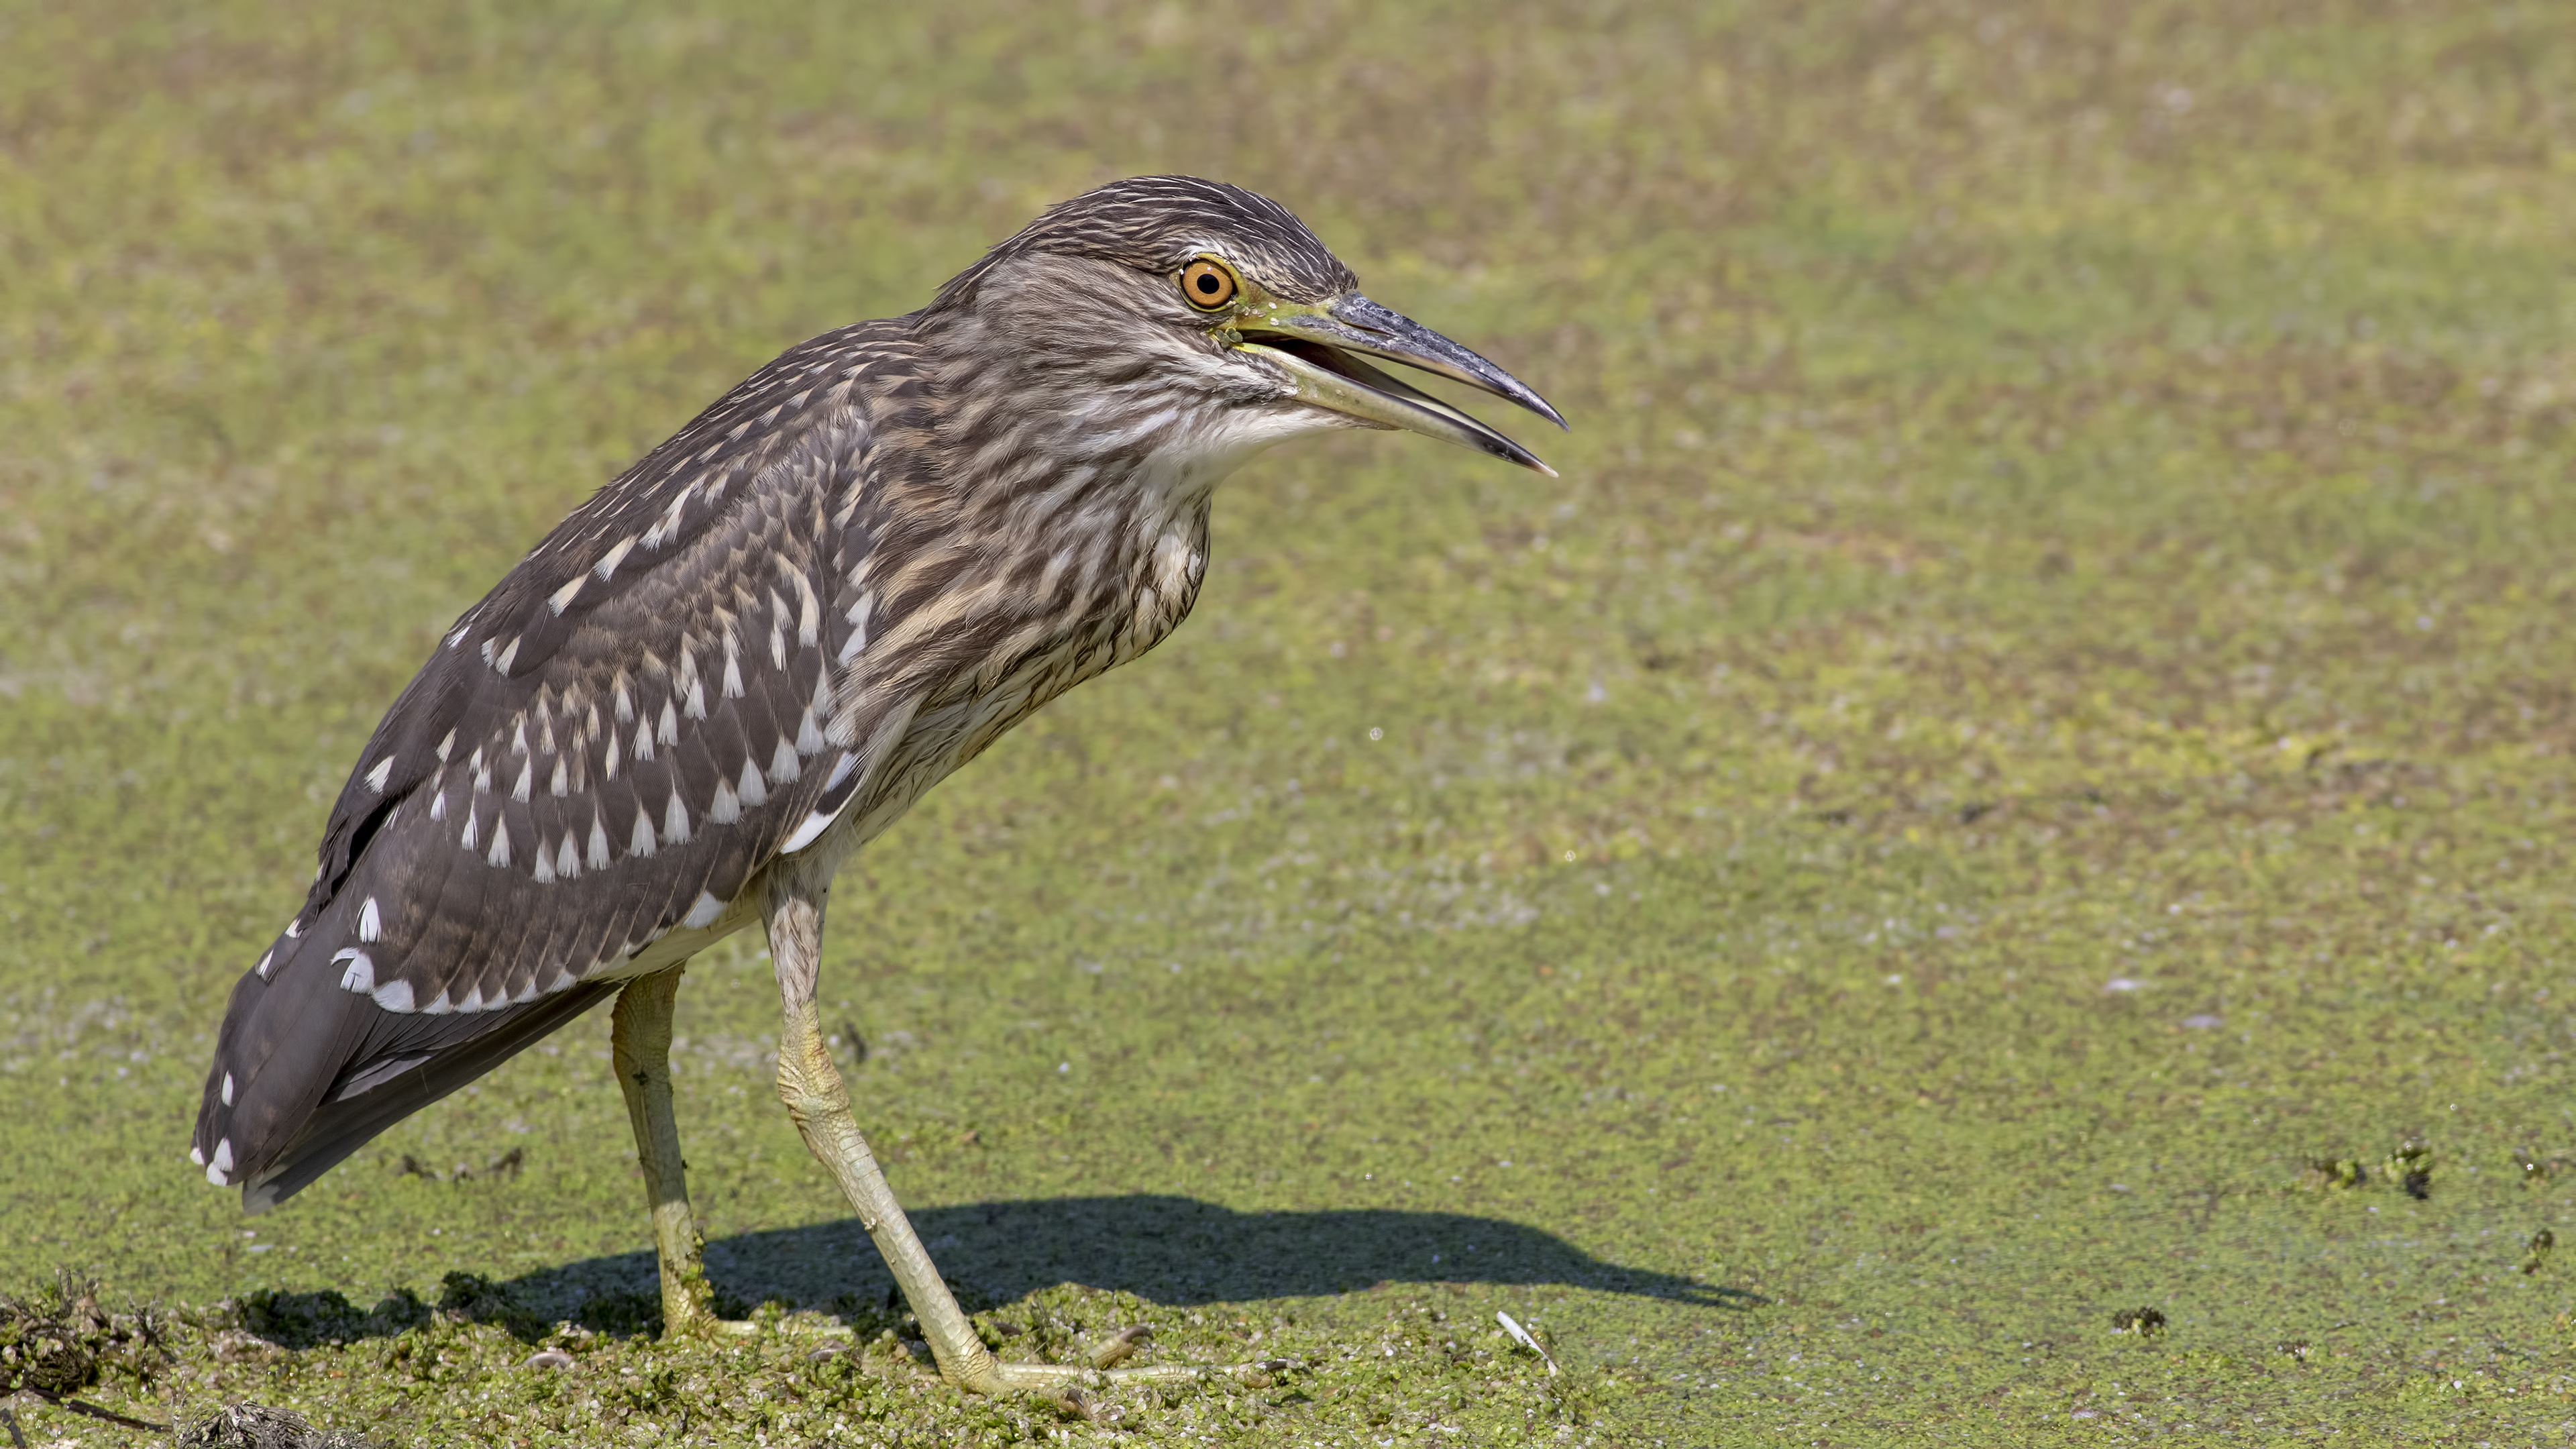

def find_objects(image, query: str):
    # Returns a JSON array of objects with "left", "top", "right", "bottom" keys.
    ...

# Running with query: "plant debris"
[
  {"left": 390, "top": 1147, "right": 525, "bottom": 1183},
  {"left": 2109, "top": 1307, "right": 2167, "bottom": 1337},
  {"left": 177, "top": 1402, "right": 378, "bottom": 1449},
  {"left": 2383, "top": 1138, "right": 2432, "bottom": 1200},
  {"left": 0, "top": 1272, "right": 170, "bottom": 1427}
]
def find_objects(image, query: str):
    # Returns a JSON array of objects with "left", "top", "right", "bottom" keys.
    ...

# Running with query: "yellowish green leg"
[
  {"left": 761, "top": 869, "right": 1275, "bottom": 1399},
  {"left": 610, "top": 965, "right": 745, "bottom": 1338}
]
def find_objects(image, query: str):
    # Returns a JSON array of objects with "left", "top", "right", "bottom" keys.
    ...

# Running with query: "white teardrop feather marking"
[
  {"left": 782, "top": 562, "right": 820, "bottom": 647},
  {"left": 781, "top": 807, "right": 838, "bottom": 853},
  {"left": 595, "top": 535, "right": 639, "bottom": 581},
  {"left": 782, "top": 750, "right": 865, "bottom": 853},
  {"left": 839, "top": 592, "right": 875, "bottom": 663}
]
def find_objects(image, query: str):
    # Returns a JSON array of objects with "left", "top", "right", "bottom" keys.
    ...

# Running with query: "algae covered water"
[{"left": 3, "top": 2, "right": 2572, "bottom": 1442}]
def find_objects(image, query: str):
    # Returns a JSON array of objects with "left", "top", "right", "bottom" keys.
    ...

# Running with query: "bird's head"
[{"left": 925, "top": 176, "right": 1565, "bottom": 478}]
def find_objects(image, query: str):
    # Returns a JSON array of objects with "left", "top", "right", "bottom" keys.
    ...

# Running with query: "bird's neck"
[
  {"left": 904, "top": 306, "right": 1281, "bottom": 635},
  {"left": 873, "top": 309, "right": 1248, "bottom": 680}
]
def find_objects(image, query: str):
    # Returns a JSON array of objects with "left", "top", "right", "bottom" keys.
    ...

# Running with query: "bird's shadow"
[{"left": 240, "top": 1195, "right": 1758, "bottom": 1348}]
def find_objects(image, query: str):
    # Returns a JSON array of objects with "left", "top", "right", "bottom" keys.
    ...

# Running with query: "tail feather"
[
  {"left": 241, "top": 979, "right": 617, "bottom": 1214},
  {"left": 192, "top": 892, "right": 370, "bottom": 1190},
  {"left": 193, "top": 887, "right": 621, "bottom": 1211}
]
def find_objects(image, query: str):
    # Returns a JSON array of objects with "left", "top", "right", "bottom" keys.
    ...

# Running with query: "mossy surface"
[{"left": 5, "top": 1, "right": 2576, "bottom": 1443}]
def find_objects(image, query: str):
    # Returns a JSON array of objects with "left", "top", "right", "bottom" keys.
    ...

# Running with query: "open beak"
[{"left": 1233, "top": 294, "right": 1567, "bottom": 476}]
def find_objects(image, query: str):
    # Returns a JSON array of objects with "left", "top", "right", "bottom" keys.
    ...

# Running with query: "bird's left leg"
[
  {"left": 610, "top": 964, "right": 746, "bottom": 1338},
  {"left": 763, "top": 868, "right": 1258, "bottom": 1400}
]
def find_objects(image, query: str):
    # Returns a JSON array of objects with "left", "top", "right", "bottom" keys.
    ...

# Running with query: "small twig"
[
  {"left": 1495, "top": 1311, "right": 1558, "bottom": 1377},
  {"left": 21, "top": 1387, "right": 170, "bottom": 1432},
  {"left": 1, "top": 1403, "right": 30, "bottom": 1449}
]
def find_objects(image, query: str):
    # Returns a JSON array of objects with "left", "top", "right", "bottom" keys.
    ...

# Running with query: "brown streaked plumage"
[{"left": 191, "top": 174, "right": 1562, "bottom": 1395}]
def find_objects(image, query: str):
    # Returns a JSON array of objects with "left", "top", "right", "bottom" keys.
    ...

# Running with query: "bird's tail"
[
  {"left": 237, "top": 979, "right": 615, "bottom": 1213},
  {"left": 191, "top": 892, "right": 372, "bottom": 1197},
  {"left": 191, "top": 891, "right": 616, "bottom": 1213}
]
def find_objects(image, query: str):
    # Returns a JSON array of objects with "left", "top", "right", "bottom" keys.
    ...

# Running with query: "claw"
[
  {"left": 1234, "top": 1356, "right": 1292, "bottom": 1389},
  {"left": 1088, "top": 1324, "right": 1152, "bottom": 1370},
  {"left": 1048, "top": 1387, "right": 1104, "bottom": 1424}
]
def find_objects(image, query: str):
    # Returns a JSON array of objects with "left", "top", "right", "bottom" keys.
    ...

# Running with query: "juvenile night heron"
[{"left": 191, "top": 176, "right": 1561, "bottom": 1396}]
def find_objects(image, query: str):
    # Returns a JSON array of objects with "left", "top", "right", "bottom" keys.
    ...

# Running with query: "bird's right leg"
[
  {"left": 763, "top": 870, "right": 1273, "bottom": 1402},
  {"left": 610, "top": 964, "right": 734, "bottom": 1338}
]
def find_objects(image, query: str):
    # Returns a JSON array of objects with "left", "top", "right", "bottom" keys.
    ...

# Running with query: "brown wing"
[{"left": 192, "top": 319, "right": 920, "bottom": 1204}]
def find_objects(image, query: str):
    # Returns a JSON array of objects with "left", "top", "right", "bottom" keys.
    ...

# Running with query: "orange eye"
[{"left": 1179, "top": 260, "right": 1237, "bottom": 309}]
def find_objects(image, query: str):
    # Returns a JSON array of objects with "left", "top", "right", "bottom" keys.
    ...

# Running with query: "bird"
[{"left": 189, "top": 175, "right": 1562, "bottom": 1397}]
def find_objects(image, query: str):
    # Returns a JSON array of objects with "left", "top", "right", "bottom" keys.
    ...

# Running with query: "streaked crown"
[{"left": 933, "top": 175, "right": 1358, "bottom": 309}]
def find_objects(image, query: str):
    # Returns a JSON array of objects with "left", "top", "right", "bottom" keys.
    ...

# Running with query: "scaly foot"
[{"left": 954, "top": 1326, "right": 1291, "bottom": 1409}]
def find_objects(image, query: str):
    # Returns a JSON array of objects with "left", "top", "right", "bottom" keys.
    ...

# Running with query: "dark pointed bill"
[{"left": 1235, "top": 294, "right": 1566, "bottom": 476}]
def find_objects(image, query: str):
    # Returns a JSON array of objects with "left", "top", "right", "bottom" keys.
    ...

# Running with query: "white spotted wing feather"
[{"left": 191, "top": 322, "right": 916, "bottom": 1204}]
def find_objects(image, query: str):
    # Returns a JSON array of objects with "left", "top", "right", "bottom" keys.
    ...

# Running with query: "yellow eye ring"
[{"left": 1179, "top": 260, "right": 1237, "bottom": 310}]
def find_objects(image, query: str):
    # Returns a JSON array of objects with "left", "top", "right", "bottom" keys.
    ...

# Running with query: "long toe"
[{"left": 975, "top": 1354, "right": 1288, "bottom": 1397}]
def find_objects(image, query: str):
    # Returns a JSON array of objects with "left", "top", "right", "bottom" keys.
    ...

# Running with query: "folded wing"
[{"left": 191, "top": 321, "right": 921, "bottom": 1206}]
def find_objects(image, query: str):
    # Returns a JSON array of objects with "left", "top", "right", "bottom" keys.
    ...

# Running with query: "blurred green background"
[{"left": 5, "top": 1, "right": 2575, "bottom": 1443}]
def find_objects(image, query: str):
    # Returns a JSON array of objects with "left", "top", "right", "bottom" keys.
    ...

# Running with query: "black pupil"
[{"left": 1195, "top": 272, "right": 1221, "bottom": 294}]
